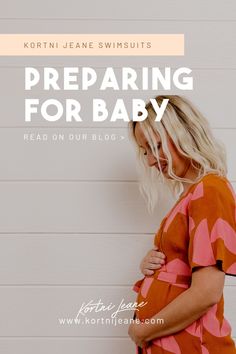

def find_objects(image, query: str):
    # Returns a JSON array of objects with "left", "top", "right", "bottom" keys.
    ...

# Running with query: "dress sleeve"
[{"left": 188, "top": 177, "right": 236, "bottom": 276}]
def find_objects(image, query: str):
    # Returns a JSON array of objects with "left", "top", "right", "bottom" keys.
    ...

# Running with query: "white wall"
[{"left": 0, "top": 1, "right": 235, "bottom": 353}]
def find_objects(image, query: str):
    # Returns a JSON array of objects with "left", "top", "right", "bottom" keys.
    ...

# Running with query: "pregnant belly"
[{"left": 134, "top": 275, "right": 189, "bottom": 320}]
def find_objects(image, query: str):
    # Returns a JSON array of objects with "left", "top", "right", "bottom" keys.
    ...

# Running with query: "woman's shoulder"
[{"left": 190, "top": 173, "right": 235, "bottom": 203}]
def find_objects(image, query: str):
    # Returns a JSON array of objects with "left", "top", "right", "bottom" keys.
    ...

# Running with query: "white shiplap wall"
[{"left": 0, "top": 1, "right": 235, "bottom": 353}]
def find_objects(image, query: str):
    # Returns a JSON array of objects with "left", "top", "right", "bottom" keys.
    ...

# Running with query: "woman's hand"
[
  {"left": 140, "top": 246, "right": 166, "bottom": 276},
  {"left": 128, "top": 321, "right": 150, "bottom": 349}
]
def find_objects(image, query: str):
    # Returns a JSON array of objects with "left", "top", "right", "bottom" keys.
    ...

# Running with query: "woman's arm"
[{"left": 132, "top": 265, "right": 225, "bottom": 343}]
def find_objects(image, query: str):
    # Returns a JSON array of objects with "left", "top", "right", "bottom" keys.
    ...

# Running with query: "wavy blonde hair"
[{"left": 128, "top": 95, "right": 227, "bottom": 214}]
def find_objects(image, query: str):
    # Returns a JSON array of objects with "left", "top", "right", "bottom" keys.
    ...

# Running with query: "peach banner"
[{"left": 0, "top": 34, "right": 184, "bottom": 56}]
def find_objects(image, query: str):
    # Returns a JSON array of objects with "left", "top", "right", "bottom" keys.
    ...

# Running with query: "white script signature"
[{"left": 75, "top": 298, "right": 148, "bottom": 319}]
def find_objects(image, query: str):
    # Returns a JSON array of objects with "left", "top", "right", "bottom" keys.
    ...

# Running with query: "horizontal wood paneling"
[
  {"left": 0, "top": 181, "right": 174, "bottom": 233},
  {"left": 1, "top": 0, "right": 236, "bottom": 20},
  {"left": 0, "top": 338, "right": 136, "bottom": 354},
  {"left": 0, "top": 234, "right": 149, "bottom": 285},
  {"left": 0, "top": 286, "right": 234, "bottom": 337},
  {"left": 0, "top": 1, "right": 235, "bottom": 349},
  {"left": 0, "top": 129, "right": 235, "bottom": 180},
  {"left": 0, "top": 233, "right": 235, "bottom": 286},
  {"left": 0, "top": 182, "right": 235, "bottom": 233}
]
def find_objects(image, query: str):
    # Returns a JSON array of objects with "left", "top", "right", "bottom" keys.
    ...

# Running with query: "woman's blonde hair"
[{"left": 128, "top": 95, "right": 227, "bottom": 214}]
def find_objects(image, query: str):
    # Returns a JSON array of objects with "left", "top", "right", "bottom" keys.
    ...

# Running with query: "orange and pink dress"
[{"left": 132, "top": 173, "right": 236, "bottom": 353}]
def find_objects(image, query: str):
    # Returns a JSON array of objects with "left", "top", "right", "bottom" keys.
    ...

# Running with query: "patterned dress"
[{"left": 132, "top": 173, "right": 236, "bottom": 354}]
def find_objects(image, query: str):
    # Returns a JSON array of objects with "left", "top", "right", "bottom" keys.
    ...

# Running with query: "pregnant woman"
[{"left": 128, "top": 96, "right": 236, "bottom": 353}]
